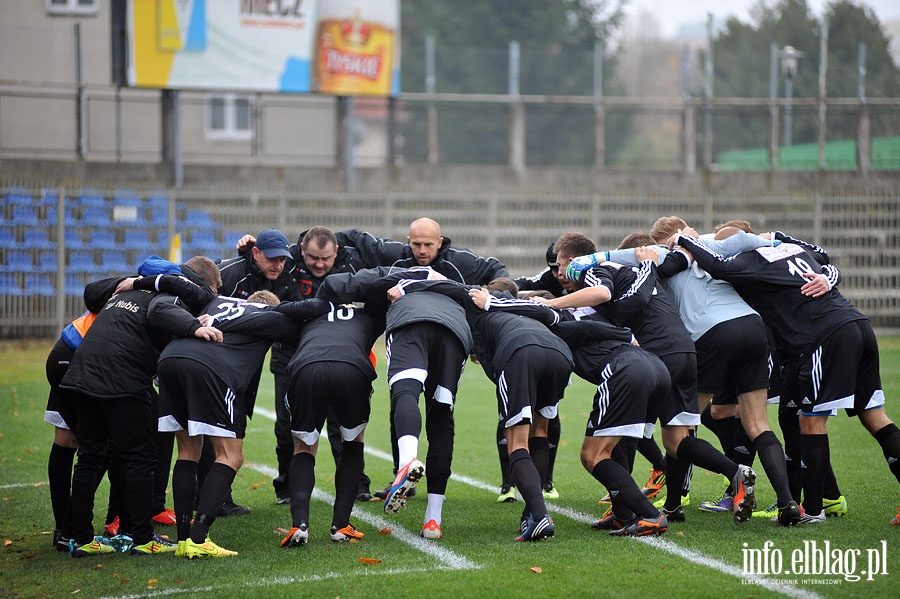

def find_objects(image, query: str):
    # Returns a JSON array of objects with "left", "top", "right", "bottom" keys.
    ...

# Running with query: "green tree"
[
  {"left": 399, "top": 1, "right": 628, "bottom": 166},
  {"left": 825, "top": 1, "right": 900, "bottom": 139},
  {"left": 707, "top": 0, "right": 898, "bottom": 157}
]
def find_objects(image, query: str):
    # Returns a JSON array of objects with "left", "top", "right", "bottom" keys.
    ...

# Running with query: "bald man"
[
  {"left": 335, "top": 218, "right": 508, "bottom": 285},
  {"left": 332, "top": 219, "right": 508, "bottom": 503}
]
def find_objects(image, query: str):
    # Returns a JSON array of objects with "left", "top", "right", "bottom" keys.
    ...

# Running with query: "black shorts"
[
  {"left": 157, "top": 357, "right": 247, "bottom": 438},
  {"left": 766, "top": 327, "right": 782, "bottom": 404},
  {"left": 496, "top": 345, "right": 571, "bottom": 429},
  {"left": 386, "top": 322, "right": 468, "bottom": 408},
  {"left": 44, "top": 338, "right": 77, "bottom": 430},
  {"left": 288, "top": 361, "right": 372, "bottom": 446},
  {"left": 778, "top": 354, "right": 801, "bottom": 416},
  {"left": 695, "top": 314, "right": 769, "bottom": 396},
  {"left": 657, "top": 351, "right": 699, "bottom": 427},
  {"left": 797, "top": 319, "right": 884, "bottom": 416},
  {"left": 584, "top": 346, "right": 670, "bottom": 439},
  {"left": 711, "top": 383, "right": 738, "bottom": 406}
]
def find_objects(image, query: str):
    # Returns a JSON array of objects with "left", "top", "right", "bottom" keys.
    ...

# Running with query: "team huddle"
[{"left": 43, "top": 216, "right": 900, "bottom": 558}]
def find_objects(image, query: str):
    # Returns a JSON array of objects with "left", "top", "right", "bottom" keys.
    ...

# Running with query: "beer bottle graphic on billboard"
[{"left": 312, "top": 0, "right": 398, "bottom": 96}]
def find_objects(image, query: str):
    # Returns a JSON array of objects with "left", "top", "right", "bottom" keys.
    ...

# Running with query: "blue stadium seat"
[
  {"left": 11, "top": 205, "right": 39, "bottom": 226},
  {"left": 0, "top": 228, "right": 16, "bottom": 249},
  {"left": 0, "top": 273, "right": 23, "bottom": 296},
  {"left": 1, "top": 250, "right": 33, "bottom": 273},
  {"left": 99, "top": 251, "right": 129, "bottom": 274},
  {"left": 149, "top": 207, "right": 169, "bottom": 226},
  {"left": 180, "top": 209, "right": 218, "bottom": 230},
  {"left": 147, "top": 190, "right": 169, "bottom": 209},
  {"left": 223, "top": 230, "right": 245, "bottom": 251},
  {"left": 90, "top": 229, "right": 117, "bottom": 250},
  {"left": 65, "top": 272, "right": 85, "bottom": 296},
  {"left": 24, "top": 273, "right": 55, "bottom": 296},
  {"left": 77, "top": 188, "right": 106, "bottom": 209},
  {"left": 185, "top": 230, "right": 221, "bottom": 255},
  {"left": 45, "top": 206, "right": 77, "bottom": 225},
  {"left": 24, "top": 228, "right": 56, "bottom": 250},
  {"left": 37, "top": 252, "right": 58, "bottom": 272},
  {"left": 39, "top": 188, "right": 62, "bottom": 207},
  {"left": 113, "top": 188, "right": 142, "bottom": 205},
  {"left": 123, "top": 229, "right": 154, "bottom": 250},
  {"left": 69, "top": 251, "right": 99, "bottom": 274},
  {"left": 4, "top": 186, "right": 32, "bottom": 206},
  {"left": 64, "top": 229, "right": 85, "bottom": 250},
  {"left": 81, "top": 207, "right": 111, "bottom": 227}
]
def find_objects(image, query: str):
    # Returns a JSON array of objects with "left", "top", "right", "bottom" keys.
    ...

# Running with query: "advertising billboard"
[{"left": 127, "top": 0, "right": 400, "bottom": 96}]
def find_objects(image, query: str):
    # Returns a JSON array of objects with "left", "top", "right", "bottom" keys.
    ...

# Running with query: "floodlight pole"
[
  {"left": 780, "top": 45, "right": 801, "bottom": 147},
  {"left": 703, "top": 14, "right": 714, "bottom": 170},
  {"left": 425, "top": 35, "right": 438, "bottom": 165},
  {"left": 594, "top": 39, "right": 605, "bottom": 168},
  {"left": 817, "top": 16, "right": 828, "bottom": 171},
  {"left": 768, "top": 42, "right": 779, "bottom": 170},
  {"left": 682, "top": 44, "right": 696, "bottom": 174},
  {"left": 857, "top": 42, "right": 870, "bottom": 175},
  {"left": 508, "top": 41, "right": 525, "bottom": 174},
  {"left": 783, "top": 76, "right": 793, "bottom": 147}
]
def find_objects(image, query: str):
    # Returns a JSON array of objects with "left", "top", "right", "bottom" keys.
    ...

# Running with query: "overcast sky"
[{"left": 626, "top": 0, "right": 900, "bottom": 38}]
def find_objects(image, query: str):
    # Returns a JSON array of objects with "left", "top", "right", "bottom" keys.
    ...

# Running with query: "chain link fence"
[{"left": 2, "top": 184, "right": 898, "bottom": 338}]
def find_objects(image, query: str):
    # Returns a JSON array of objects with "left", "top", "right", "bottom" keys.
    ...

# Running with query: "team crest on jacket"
[
  {"left": 755, "top": 243, "right": 804, "bottom": 263},
  {"left": 299, "top": 279, "right": 313, "bottom": 297}
]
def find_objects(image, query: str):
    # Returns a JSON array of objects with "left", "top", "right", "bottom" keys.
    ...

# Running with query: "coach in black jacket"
[
  {"left": 218, "top": 228, "right": 296, "bottom": 507},
  {"left": 218, "top": 228, "right": 296, "bottom": 301},
  {"left": 335, "top": 217, "right": 508, "bottom": 285},
  {"left": 233, "top": 226, "right": 373, "bottom": 503}
]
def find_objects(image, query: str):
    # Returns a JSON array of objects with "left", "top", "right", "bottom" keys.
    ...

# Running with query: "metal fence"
[
  {"left": 2, "top": 185, "right": 898, "bottom": 338},
  {"left": 3, "top": 79, "right": 900, "bottom": 175}
]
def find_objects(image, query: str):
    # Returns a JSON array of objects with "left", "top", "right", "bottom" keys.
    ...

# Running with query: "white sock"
[
  {"left": 397, "top": 435, "right": 419, "bottom": 471},
  {"left": 424, "top": 493, "right": 445, "bottom": 524}
]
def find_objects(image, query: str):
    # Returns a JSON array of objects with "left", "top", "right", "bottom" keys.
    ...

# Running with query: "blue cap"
[
  {"left": 138, "top": 255, "right": 182, "bottom": 276},
  {"left": 255, "top": 229, "right": 291, "bottom": 259}
]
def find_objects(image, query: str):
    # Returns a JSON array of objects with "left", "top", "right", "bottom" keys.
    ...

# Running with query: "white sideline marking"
[
  {"left": 552, "top": 504, "right": 822, "bottom": 599},
  {"left": 0, "top": 483, "right": 45, "bottom": 489},
  {"left": 252, "top": 408, "right": 823, "bottom": 599},
  {"left": 252, "top": 407, "right": 278, "bottom": 421},
  {"left": 639, "top": 537, "right": 823, "bottom": 599},
  {"left": 245, "top": 462, "right": 479, "bottom": 572}
]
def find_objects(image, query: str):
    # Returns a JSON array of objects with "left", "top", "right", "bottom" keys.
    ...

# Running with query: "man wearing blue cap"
[
  {"left": 219, "top": 229, "right": 295, "bottom": 299},
  {"left": 213, "top": 229, "right": 297, "bottom": 515}
]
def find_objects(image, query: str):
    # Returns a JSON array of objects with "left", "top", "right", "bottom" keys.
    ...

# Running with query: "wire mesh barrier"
[
  {"left": 2, "top": 81, "right": 900, "bottom": 173},
  {"left": 2, "top": 185, "right": 898, "bottom": 338}
]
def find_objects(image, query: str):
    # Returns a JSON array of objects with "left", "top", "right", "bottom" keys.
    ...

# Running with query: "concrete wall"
[{"left": 2, "top": 158, "right": 898, "bottom": 195}]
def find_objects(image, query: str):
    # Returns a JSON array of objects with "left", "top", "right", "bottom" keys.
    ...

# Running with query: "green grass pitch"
[{"left": 1, "top": 337, "right": 899, "bottom": 598}]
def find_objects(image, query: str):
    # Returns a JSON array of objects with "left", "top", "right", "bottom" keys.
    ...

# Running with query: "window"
[
  {"left": 206, "top": 94, "right": 253, "bottom": 141},
  {"left": 46, "top": 0, "right": 99, "bottom": 15}
]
